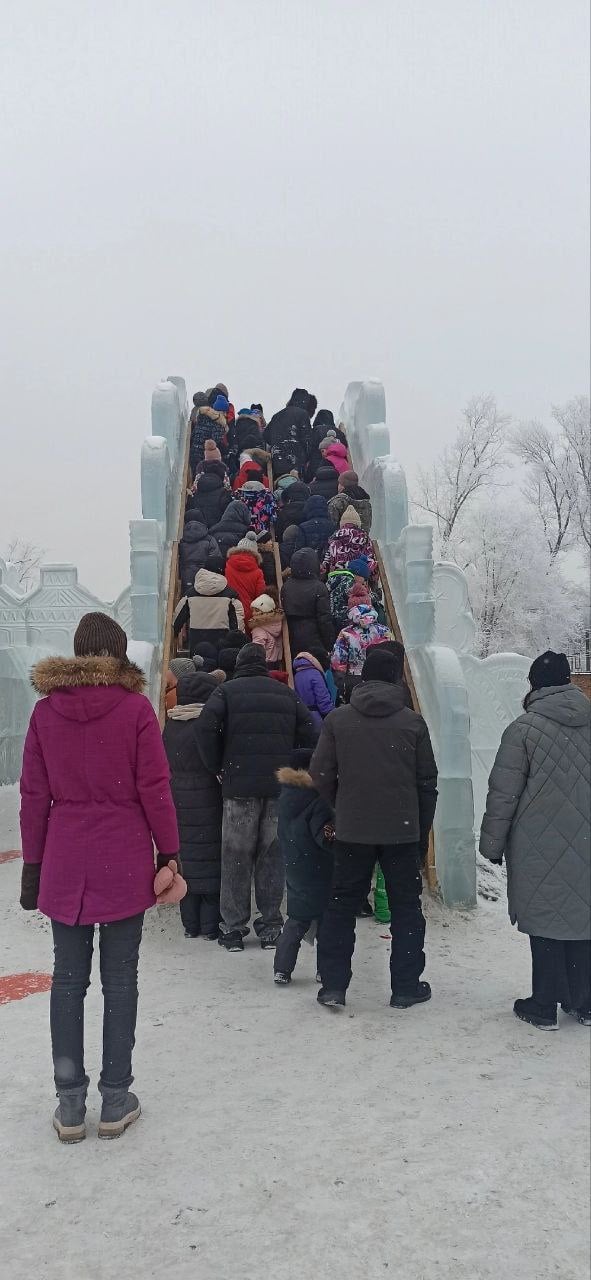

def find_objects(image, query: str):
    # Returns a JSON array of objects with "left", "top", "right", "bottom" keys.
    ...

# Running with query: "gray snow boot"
[
  {"left": 53, "top": 1078, "right": 89, "bottom": 1144},
  {"left": 98, "top": 1087, "right": 141, "bottom": 1140}
]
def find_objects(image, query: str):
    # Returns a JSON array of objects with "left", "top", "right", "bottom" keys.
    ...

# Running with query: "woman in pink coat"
[{"left": 19, "top": 613, "right": 180, "bottom": 1144}]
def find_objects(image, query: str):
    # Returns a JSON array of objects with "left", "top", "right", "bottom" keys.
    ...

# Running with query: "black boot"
[
  {"left": 53, "top": 1078, "right": 89, "bottom": 1144},
  {"left": 390, "top": 981, "right": 432, "bottom": 1009},
  {"left": 513, "top": 997, "right": 558, "bottom": 1030},
  {"left": 317, "top": 988, "right": 346, "bottom": 1008},
  {"left": 98, "top": 1086, "right": 141, "bottom": 1139},
  {"left": 218, "top": 930, "right": 244, "bottom": 952}
]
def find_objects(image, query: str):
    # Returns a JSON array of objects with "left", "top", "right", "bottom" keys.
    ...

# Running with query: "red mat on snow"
[{"left": 0, "top": 973, "right": 52, "bottom": 1005}]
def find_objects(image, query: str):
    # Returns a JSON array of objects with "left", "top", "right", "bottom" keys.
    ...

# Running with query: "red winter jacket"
[
  {"left": 224, "top": 550, "right": 266, "bottom": 622},
  {"left": 232, "top": 460, "right": 269, "bottom": 492}
]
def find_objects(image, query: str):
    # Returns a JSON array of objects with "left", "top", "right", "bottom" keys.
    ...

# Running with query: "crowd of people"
[{"left": 16, "top": 379, "right": 591, "bottom": 1145}]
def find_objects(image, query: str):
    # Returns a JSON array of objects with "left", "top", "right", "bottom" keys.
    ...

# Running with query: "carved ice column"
[{"left": 129, "top": 519, "right": 163, "bottom": 645}]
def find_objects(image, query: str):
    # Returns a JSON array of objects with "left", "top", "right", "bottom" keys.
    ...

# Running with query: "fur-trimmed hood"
[
  {"left": 31, "top": 656, "right": 145, "bottom": 696},
  {"left": 276, "top": 767, "right": 314, "bottom": 787}
]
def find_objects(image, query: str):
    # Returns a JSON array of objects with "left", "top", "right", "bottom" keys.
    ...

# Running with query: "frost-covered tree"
[
  {"left": 415, "top": 394, "right": 510, "bottom": 552},
  {"left": 4, "top": 538, "right": 45, "bottom": 588},
  {"left": 448, "top": 500, "right": 584, "bottom": 658},
  {"left": 553, "top": 395, "right": 590, "bottom": 553},
  {"left": 512, "top": 396, "right": 590, "bottom": 559}
]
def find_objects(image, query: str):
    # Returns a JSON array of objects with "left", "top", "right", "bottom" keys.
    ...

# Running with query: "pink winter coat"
[
  {"left": 249, "top": 613, "right": 284, "bottom": 664},
  {"left": 324, "top": 442, "right": 349, "bottom": 475},
  {"left": 20, "top": 656, "right": 179, "bottom": 926}
]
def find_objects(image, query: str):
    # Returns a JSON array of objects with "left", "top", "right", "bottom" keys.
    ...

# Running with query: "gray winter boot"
[
  {"left": 53, "top": 1078, "right": 89, "bottom": 1144},
  {"left": 98, "top": 1087, "right": 141, "bottom": 1140}
]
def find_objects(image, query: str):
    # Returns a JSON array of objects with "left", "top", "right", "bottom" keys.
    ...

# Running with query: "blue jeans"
[{"left": 50, "top": 913, "right": 144, "bottom": 1092}]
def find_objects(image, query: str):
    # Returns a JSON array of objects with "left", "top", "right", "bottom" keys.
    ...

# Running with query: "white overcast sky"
[{"left": 2, "top": 0, "right": 589, "bottom": 598}]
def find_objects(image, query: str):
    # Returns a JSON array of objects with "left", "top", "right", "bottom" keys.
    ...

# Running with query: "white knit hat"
[{"left": 251, "top": 594, "right": 276, "bottom": 613}]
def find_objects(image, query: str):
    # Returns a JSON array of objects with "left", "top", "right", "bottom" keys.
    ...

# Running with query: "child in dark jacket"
[{"left": 273, "top": 749, "right": 335, "bottom": 984}]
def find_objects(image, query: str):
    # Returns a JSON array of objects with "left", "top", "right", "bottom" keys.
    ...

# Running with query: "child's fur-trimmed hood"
[{"left": 276, "top": 767, "right": 315, "bottom": 788}]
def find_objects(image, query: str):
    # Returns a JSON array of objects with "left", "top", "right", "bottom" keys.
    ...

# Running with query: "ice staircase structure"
[{"left": 0, "top": 375, "right": 533, "bottom": 908}]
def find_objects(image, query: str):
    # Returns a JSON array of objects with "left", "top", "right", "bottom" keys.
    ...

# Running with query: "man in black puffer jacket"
[
  {"left": 196, "top": 643, "right": 316, "bottom": 952},
  {"left": 274, "top": 481, "right": 311, "bottom": 542},
  {"left": 281, "top": 548, "right": 335, "bottom": 656},
  {"left": 162, "top": 672, "right": 223, "bottom": 940},
  {"left": 311, "top": 645, "right": 438, "bottom": 1010},
  {"left": 188, "top": 465, "right": 232, "bottom": 528},
  {"left": 265, "top": 390, "right": 312, "bottom": 475}
]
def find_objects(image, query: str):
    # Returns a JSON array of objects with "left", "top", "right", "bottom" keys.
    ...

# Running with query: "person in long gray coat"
[{"left": 480, "top": 651, "right": 590, "bottom": 1030}]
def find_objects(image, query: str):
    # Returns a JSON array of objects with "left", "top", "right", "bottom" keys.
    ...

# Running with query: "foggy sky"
[{"left": 2, "top": 0, "right": 589, "bottom": 599}]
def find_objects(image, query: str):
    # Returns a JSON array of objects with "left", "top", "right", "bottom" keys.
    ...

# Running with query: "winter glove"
[
  {"left": 20, "top": 863, "right": 41, "bottom": 910},
  {"left": 153, "top": 859, "right": 187, "bottom": 905}
]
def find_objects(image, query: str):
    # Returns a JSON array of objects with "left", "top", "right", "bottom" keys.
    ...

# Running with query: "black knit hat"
[
  {"left": 73, "top": 612, "right": 127, "bottom": 660},
  {"left": 361, "top": 646, "right": 403, "bottom": 685},
  {"left": 528, "top": 650, "right": 571, "bottom": 690},
  {"left": 176, "top": 672, "right": 218, "bottom": 705}
]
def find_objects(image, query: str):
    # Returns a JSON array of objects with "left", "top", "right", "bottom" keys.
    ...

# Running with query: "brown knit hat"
[
  {"left": 339, "top": 470, "right": 358, "bottom": 487},
  {"left": 73, "top": 612, "right": 128, "bottom": 659}
]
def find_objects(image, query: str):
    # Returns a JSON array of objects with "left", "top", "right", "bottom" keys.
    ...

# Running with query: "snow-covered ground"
[{"left": 0, "top": 784, "right": 589, "bottom": 1280}]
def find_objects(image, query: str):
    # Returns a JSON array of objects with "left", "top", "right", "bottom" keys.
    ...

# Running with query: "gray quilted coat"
[{"left": 479, "top": 684, "right": 590, "bottom": 940}]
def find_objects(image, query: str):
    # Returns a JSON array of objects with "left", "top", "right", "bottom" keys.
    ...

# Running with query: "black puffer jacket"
[
  {"left": 274, "top": 482, "right": 311, "bottom": 542},
  {"left": 309, "top": 463, "right": 339, "bottom": 500},
  {"left": 196, "top": 655, "right": 317, "bottom": 798},
  {"left": 265, "top": 400, "right": 311, "bottom": 470},
  {"left": 179, "top": 518, "right": 223, "bottom": 588},
  {"left": 281, "top": 549, "right": 335, "bottom": 656},
  {"left": 189, "top": 470, "right": 232, "bottom": 528},
  {"left": 276, "top": 767, "right": 334, "bottom": 920},
  {"left": 162, "top": 673, "right": 222, "bottom": 894},
  {"left": 210, "top": 500, "right": 252, "bottom": 562},
  {"left": 310, "top": 681, "right": 438, "bottom": 847},
  {"left": 293, "top": 496, "right": 335, "bottom": 558}
]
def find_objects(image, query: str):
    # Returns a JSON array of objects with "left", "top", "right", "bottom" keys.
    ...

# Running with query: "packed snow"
[{"left": 0, "top": 784, "right": 589, "bottom": 1280}]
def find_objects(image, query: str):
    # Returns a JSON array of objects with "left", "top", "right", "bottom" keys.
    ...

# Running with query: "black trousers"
[
  {"left": 50, "top": 913, "right": 144, "bottom": 1092},
  {"left": 274, "top": 918, "right": 314, "bottom": 975},
  {"left": 180, "top": 890, "right": 220, "bottom": 937},
  {"left": 530, "top": 936, "right": 591, "bottom": 1013},
  {"left": 317, "top": 841, "right": 425, "bottom": 994}
]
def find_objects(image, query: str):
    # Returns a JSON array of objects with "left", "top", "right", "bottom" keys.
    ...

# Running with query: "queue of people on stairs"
[{"left": 17, "top": 377, "right": 590, "bottom": 1143}]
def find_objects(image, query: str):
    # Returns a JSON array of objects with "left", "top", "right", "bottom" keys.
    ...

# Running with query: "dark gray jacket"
[
  {"left": 310, "top": 681, "right": 437, "bottom": 846},
  {"left": 479, "top": 684, "right": 591, "bottom": 940}
]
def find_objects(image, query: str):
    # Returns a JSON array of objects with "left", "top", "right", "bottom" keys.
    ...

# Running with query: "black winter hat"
[
  {"left": 217, "top": 648, "right": 239, "bottom": 676},
  {"left": 192, "top": 641, "right": 218, "bottom": 672},
  {"left": 74, "top": 612, "right": 127, "bottom": 660},
  {"left": 362, "top": 647, "right": 403, "bottom": 685},
  {"left": 289, "top": 747, "right": 314, "bottom": 770},
  {"left": 528, "top": 650, "right": 571, "bottom": 690},
  {"left": 218, "top": 630, "right": 249, "bottom": 652},
  {"left": 176, "top": 672, "right": 218, "bottom": 704},
  {"left": 235, "top": 643, "right": 267, "bottom": 672}
]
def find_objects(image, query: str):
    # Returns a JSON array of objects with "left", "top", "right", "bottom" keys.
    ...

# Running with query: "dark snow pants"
[
  {"left": 50, "top": 913, "right": 144, "bottom": 1092},
  {"left": 317, "top": 841, "right": 425, "bottom": 994},
  {"left": 220, "top": 797, "right": 284, "bottom": 939},
  {"left": 180, "top": 891, "right": 220, "bottom": 938},
  {"left": 274, "top": 918, "right": 315, "bottom": 976},
  {"left": 529, "top": 936, "right": 591, "bottom": 1015}
]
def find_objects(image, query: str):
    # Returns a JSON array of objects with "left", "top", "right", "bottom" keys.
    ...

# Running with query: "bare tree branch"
[
  {"left": 415, "top": 394, "right": 510, "bottom": 550},
  {"left": 4, "top": 538, "right": 45, "bottom": 587},
  {"left": 511, "top": 420, "right": 576, "bottom": 560},
  {"left": 552, "top": 395, "right": 590, "bottom": 552}
]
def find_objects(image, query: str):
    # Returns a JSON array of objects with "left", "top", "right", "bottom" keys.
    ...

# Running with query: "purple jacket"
[
  {"left": 20, "top": 656, "right": 179, "bottom": 926},
  {"left": 293, "top": 653, "right": 334, "bottom": 728}
]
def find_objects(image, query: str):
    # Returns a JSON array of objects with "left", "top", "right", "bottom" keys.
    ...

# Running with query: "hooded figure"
[
  {"left": 324, "top": 440, "right": 349, "bottom": 475},
  {"left": 292, "top": 495, "right": 335, "bottom": 559},
  {"left": 307, "top": 412, "right": 348, "bottom": 479},
  {"left": 209, "top": 500, "right": 252, "bottom": 562},
  {"left": 179, "top": 515, "right": 224, "bottom": 589},
  {"left": 265, "top": 390, "right": 312, "bottom": 473},
  {"left": 293, "top": 651, "right": 335, "bottom": 727},
  {"left": 274, "top": 480, "right": 311, "bottom": 542},
  {"left": 162, "top": 672, "right": 223, "bottom": 940},
  {"left": 281, "top": 548, "right": 335, "bottom": 657},
  {"left": 273, "top": 750, "right": 336, "bottom": 983},
  {"left": 173, "top": 565, "right": 246, "bottom": 653},
  {"left": 480, "top": 651, "right": 591, "bottom": 1029},
  {"left": 309, "top": 462, "right": 340, "bottom": 501},
  {"left": 247, "top": 593, "right": 284, "bottom": 666},
  {"left": 328, "top": 472, "right": 373, "bottom": 533},
  {"left": 190, "top": 404, "right": 228, "bottom": 473},
  {"left": 331, "top": 603, "right": 392, "bottom": 680},
  {"left": 189, "top": 467, "right": 233, "bottom": 528},
  {"left": 321, "top": 512, "right": 377, "bottom": 578},
  {"left": 233, "top": 484, "right": 277, "bottom": 536},
  {"left": 225, "top": 532, "right": 267, "bottom": 622},
  {"left": 232, "top": 458, "right": 270, "bottom": 492}
]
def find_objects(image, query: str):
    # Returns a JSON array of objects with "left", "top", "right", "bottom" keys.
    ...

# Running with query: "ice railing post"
[
  {"left": 129, "top": 376, "right": 188, "bottom": 707},
  {"left": 340, "top": 379, "right": 477, "bottom": 909}
]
